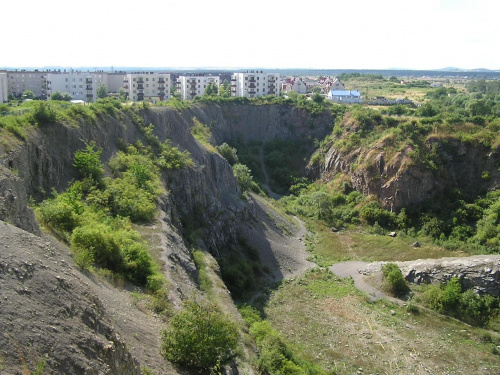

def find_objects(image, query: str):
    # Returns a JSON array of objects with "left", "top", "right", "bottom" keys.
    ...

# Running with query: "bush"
[
  {"left": 360, "top": 200, "right": 396, "bottom": 227},
  {"left": 70, "top": 222, "right": 123, "bottom": 272},
  {"left": 249, "top": 321, "right": 326, "bottom": 375},
  {"left": 382, "top": 263, "right": 409, "bottom": 296},
  {"left": 107, "top": 176, "right": 157, "bottom": 222},
  {"left": 216, "top": 142, "right": 239, "bottom": 165},
  {"left": 419, "top": 278, "right": 500, "bottom": 326},
  {"left": 233, "top": 163, "right": 257, "bottom": 193},
  {"left": 73, "top": 143, "right": 104, "bottom": 182},
  {"left": 33, "top": 102, "right": 56, "bottom": 125},
  {"left": 161, "top": 301, "right": 238, "bottom": 370}
]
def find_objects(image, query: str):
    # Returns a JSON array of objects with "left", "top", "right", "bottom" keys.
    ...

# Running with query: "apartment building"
[
  {"left": 177, "top": 75, "right": 220, "bottom": 100},
  {"left": 230, "top": 71, "right": 280, "bottom": 98},
  {"left": 0, "top": 71, "right": 8, "bottom": 103},
  {"left": 123, "top": 73, "right": 171, "bottom": 102},
  {"left": 108, "top": 73, "right": 127, "bottom": 93},
  {"left": 7, "top": 70, "right": 47, "bottom": 99},
  {"left": 45, "top": 71, "right": 108, "bottom": 101}
]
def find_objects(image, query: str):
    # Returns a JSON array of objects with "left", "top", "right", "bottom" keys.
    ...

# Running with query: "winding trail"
[{"left": 329, "top": 261, "right": 396, "bottom": 302}]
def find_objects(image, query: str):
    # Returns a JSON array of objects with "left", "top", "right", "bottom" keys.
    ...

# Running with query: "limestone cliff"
[{"left": 314, "top": 128, "right": 500, "bottom": 211}]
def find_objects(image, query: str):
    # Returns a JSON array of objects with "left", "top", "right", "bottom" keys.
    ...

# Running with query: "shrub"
[
  {"left": 250, "top": 321, "right": 325, "bottom": 375},
  {"left": 107, "top": 176, "right": 157, "bottom": 222},
  {"left": 360, "top": 200, "right": 396, "bottom": 227},
  {"left": 382, "top": 263, "right": 409, "bottom": 296},
  {"left": 161, "top": 301, "right": 238, "bottom": 370},
  {"left": 70, "top": 222, "right": 123, "bottom": 271},
  {"left": 233, "top": 163, "right": 256, "bottom": 192},
  {"left": 73, "top": 143, "right": 104, "bottom": 182},
  {"left": 37, "top": 198, "right": 79, "bottom": 232},
  {"left": 33, "top": 102, "right": 56, "bottom": 125},
  {"left": 216, "top": 142, "right": 239, "bottom": 165}
]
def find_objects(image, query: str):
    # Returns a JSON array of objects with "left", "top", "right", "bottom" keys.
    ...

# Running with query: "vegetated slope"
[
  {"left": 310, "top": 109, "right": 500, "bottom": 211},
  {"left": 0, "top": 102, "right": 330, "bottom": 374},
  {"left": 0, "top": 220, "right": 140, "bottom": 374}
]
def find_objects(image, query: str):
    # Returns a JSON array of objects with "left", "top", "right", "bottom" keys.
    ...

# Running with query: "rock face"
[
  {"left": 359, "top": 255, "right": 500, "bottom": 296},
  {"left": 0, "top": 103, "right": 333, "bottom": 373},
  {"left": 398, "top": 255, "right": 500, "bottom": 296},
  {"left": 0, "top": 221, "right": 141, "bottom": 374},
  {"left": 314, "top": 128, "right": 500, "bottom": 211}
]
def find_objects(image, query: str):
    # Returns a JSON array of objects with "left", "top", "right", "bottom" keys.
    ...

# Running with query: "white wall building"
[
  {"left": 7, "top": 70, "right": 47, "bottom": 99},
  {"left": 46, "top": 71, "right": 108, "bottom": 101},
  {"left": 177, "top": 75, "right": 220, "bottom": 100},
  {"left": 282, "top": 77, "right": 307, "bottom": 94},
  {"left": 327, "top": 90, "right": 363, "bottom": 104},
  {"left": 0, "top": 72, "right": 8, "bottom": 103},
  {"left": 123, "top": 73, "right": 171, "bottom": 102},
  {"left": 108, "top": 73, "right": 127, "bottom": 93},
  {"left": 230, "top": 71, "right": 280, "bottom": 98}
]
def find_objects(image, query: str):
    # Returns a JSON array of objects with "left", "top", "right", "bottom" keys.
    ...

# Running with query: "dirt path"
[{"left": 329, "top": 261, "right": 397, "bottom": 302}]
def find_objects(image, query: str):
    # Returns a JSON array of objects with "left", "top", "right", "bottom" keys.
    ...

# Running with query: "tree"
[
  {"left": 22, "top": 90, "right": 35, "bottom": 100},
  {"left": 216, "top": 142, "right": 239, "bottom": 165},
  {"left": 219, "top": 79, "right": 230, "bottom": 98},
  {"left": 117, "top": 87, "right": 128, "bottom": 102},
  {"left": 51, "top": 91, "right": 72, "bottom": 101},
  {"left": 203, "top": 82, "right": 218, "bottom": 97},
  {"left": 232, "top": 163, "right": 254, "bottom": 192},
  {"left": 73, "top": 143, "right": 104, "bottom": 182},
  {"left": 312, "top": 92, "right": 324, "bottom": 103},
  {"left": 312, "top": 86, "right": 322, "bottom": 94},
  {"left": 161, "top": 300, "right": 238, "bottom": 370},
  {"left": 97, "top": 84, "right": 108, "bottom": 99}
]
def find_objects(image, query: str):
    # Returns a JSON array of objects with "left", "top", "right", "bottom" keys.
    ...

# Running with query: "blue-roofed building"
[{"left": 327, "top": 90, "right": 363, "bottom": 104}]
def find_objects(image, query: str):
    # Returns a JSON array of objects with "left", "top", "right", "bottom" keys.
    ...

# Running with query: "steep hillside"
[
  {"left": 0, "top": 102, "right": 329, "bottom": 374},
  {"left": 309, "top": 111, "right": 500, "bottom": 211}
]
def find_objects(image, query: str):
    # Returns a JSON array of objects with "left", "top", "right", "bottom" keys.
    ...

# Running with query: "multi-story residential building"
[
  {"left": 177, "top": 75, "right": 220, "bottom": 100},
  {"left": 45, "top": 71, "right": 108, "bottom": 101},
  {"left": 7, "top": 70, "right": 48, "bottom": 99},
  {"left": 0, "top": 71, "right": 8, "bottom": 103},
  {"left": 123, "top": 73, "right": 171, "bottom": 102},
  {"left": 108, "top": 72, "right": 127, "bottom": 93},
  {"left": 230, "top": 71, "right": 280, "bottom": 98}
]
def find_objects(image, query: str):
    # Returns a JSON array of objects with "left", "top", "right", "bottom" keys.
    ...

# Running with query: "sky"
[{"left": 2, "top": 0, "right": 499, "bottom": 71}]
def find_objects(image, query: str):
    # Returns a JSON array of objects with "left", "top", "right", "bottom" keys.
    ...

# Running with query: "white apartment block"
[
  {"left": 230, "top": 71, "right": 280, "bottom": 98},
  {"left": 45, "top": 71, "right": 108, "bottom": 102},
  {"left": 177, "top": 75, "right": 220, "bottom": 100},
  {"left": 123, "top": 73, "right": 171, "bottom": 102},
  {"left": 7, "top": 70, "right": 47, "bottom": 99},
  {"left": 0, "top": 72, "right": 8, "bottom": 103},
  {"left": 108, "top": 73, "right": 127, "bottom": 93}
]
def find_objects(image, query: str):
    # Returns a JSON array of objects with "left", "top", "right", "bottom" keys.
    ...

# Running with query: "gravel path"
[{"left": 329, "top": 261, "right": 394, "bottom": 302}]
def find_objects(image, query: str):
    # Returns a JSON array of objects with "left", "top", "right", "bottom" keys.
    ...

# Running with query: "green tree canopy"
[
  {"left": 161, "top": 300, "right": 238, "bottom": 370},
  {"left": 51, "top": 91, "right": 72, "bottom": 101},
  {"left": 22, "top": 90, "right": 35, "bottom": 100},
  {"left": 97, "top": 84, "right": 108, "bottom": 99}
]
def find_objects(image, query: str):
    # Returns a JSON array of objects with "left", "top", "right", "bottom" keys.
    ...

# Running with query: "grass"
[
  {"left": 304, "top": 220, "right": 466, "bottom": 265},
  {"left": 191, "top": 117, "right": 217, "bottom": 153},
  {"left": 264, "top": 268, "right": 500, "bottom": 375}
]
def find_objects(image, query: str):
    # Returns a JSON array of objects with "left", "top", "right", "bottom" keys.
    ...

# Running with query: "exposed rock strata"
[
  {"left": 358, "top": 255, "right": 500, "bottom": 296},
  {"left": 314, "top": 132, "right": 500, "bottom": 211}
]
